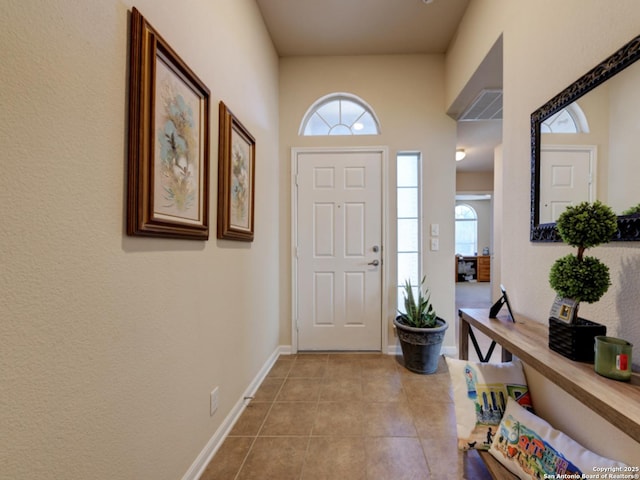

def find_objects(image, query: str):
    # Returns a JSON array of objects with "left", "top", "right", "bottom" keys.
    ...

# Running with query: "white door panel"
[
  {"left": 540, "top": 145, "right": 596, "bottom": 223},
  {"left": 295, "top": 150, "right": 383, "bottom": 351}
]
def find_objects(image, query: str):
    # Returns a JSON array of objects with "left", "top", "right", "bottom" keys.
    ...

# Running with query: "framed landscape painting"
[
  {"left": 217, "top": 101, "right": 256, "bottom": 241},
  {"left": 127, "top": 7, "right": 210, "bottom": 240}
]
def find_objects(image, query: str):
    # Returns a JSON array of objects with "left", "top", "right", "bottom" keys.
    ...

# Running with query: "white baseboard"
[
  {"left": 442, "top": 345, "right": 458, "bottom": 357},
  {"left": 182, "top": 346, "right": 289, "bottom": 480}
]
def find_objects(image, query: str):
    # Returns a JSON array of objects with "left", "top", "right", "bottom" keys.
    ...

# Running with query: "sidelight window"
[{"left": 397, "top": 152, "right": 421, "bottom": 312}]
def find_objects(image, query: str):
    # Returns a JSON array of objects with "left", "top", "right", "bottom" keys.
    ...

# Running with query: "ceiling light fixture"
[{"left": 455, "top": 149, "right": 466, "bottom": 161}]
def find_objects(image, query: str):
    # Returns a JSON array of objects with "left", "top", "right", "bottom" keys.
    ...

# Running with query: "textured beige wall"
[
  {"left": 0, "top": 1, "right": 279, "bottom": 479},
  {"left": 456, "top": 171, "right": 494, "bottom": 192},
  {"left": 448, "top": 0, "right": 640, "bottom": 464},
  {"left": 278, "top": 55, "right": 457, "bottom": 352}
]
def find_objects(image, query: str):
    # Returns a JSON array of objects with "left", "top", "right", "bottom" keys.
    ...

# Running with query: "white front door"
[
  {"left": 539, "top": 145, "right": 596, "bottom": 223},
  {"left": 294, "top": 149, "right": 383, "bottom": 351}
]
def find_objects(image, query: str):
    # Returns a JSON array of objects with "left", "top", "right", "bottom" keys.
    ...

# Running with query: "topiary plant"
[
  {"left": 549, "top": 201, "right": 617, "bottom": 321},
  {"left": 621, "top": 203, "right": 640, "bottom": 216}
]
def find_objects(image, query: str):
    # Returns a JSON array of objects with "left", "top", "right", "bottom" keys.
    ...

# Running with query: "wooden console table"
[{"left": 459, "top": 308, "right": 640, "bottom": 443}]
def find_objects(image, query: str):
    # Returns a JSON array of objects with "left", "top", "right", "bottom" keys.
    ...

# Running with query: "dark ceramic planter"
[{"left": 393, "top": 316, "right": 448, "bottom": 374}]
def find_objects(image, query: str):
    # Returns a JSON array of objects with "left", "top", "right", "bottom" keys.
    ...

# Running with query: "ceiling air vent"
[{"left": 459, "top": 89, "right": 502, "bottom": 121}]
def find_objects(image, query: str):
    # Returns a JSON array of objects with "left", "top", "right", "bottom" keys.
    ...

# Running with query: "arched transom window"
[
  {"left": 300, "top": 93, "right": 380, "bottom": 136},
  {"left": 541, "top": 102, "right": 590, "bottom": 133}
]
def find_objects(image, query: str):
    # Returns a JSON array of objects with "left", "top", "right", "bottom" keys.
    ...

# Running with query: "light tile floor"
[{"left": 200, "top": 353, "right": 493, "bottom": 479}]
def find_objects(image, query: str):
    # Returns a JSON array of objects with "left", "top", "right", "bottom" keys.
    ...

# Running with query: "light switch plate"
[{"left": 431, "top": 224, "right": 439, "bottom": 236}]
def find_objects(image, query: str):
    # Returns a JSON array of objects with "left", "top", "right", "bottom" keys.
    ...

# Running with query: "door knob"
[{"left": 368, "top": 259, "right": 380, "bottom": 266}]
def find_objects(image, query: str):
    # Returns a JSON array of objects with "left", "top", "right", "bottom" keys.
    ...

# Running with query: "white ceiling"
[
  {"left": 255, "top": 0, "right": 502, "bottom": 174},
  {"left": 256, "top": 0, "right": 470, "bottom": 56}
]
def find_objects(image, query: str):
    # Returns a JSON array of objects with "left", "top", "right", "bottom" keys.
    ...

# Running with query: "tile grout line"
[
  {"left": 211, "top": 353, "right": 486, "bottom": 479},
  {"left": 232, "top": 359, "right": 293, "bottom": 480},
  {"left": 300, "top": 353, "right": 328, "bottom": 480}
]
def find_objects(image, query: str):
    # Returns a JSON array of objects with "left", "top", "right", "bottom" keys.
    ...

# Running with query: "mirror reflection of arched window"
[
  {"left": 541, "top": 102, "right": 589, "bottom": 133},
  {"left": 300, "top": 93, "right": 381, "bottom": 136},
  {"left": 455, "top": 204, "right": 478, "bottom": 256}
]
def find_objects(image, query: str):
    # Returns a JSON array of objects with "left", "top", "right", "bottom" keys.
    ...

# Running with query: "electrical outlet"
[{"left": 210, "top": 387, "right": 219, "bottom": 416}]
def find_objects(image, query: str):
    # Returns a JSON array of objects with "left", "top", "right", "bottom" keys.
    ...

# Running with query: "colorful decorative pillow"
[
  {"left": 446, "top": 357, "right": 533, "bottom": 451},
  {"left": 490, "top": 397, "right": 628, "bottom": 478}
]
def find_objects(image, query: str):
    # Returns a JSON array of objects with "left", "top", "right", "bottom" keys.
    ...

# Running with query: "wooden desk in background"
[{"left": 455, "top": 255, "right": 490, "bottom": 282}]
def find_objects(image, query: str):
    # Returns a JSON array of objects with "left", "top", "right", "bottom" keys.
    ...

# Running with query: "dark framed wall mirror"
[{"left": 530, "top": 35, "right": 640, "bottom": 242}]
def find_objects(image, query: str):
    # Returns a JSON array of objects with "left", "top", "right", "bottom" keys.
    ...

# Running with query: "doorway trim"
[{"left": 291, "top": 146, "right": 389, "bottom": 354}]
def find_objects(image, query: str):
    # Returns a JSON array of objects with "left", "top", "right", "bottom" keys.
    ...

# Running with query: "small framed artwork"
[
  {"left": 549, "top": 296, "right": 578, "bottom": 323},
  {"left": 217, "top": 101, "right": 256, "bottom": 241},
  {"left": 489, "top": 284, "right": 516, "bottom": 322},
  {"left": 127, "top": 7, "right": 210, "bottom": 240}
]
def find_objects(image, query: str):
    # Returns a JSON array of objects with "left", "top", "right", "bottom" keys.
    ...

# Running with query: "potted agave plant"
[
  {"left": 548, "top": 201, "right": 617, "bottom": 362},
  {"left": 394, "top": 277, "right": 448, "bottom": 374}
]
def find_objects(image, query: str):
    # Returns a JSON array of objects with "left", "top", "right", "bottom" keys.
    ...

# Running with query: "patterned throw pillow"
[
  {"left": 490, "top": 397, "right": 628, "bottom": 478},
  {"left": 446, "top": 357, "right": 533, "bottom": 450}
]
